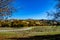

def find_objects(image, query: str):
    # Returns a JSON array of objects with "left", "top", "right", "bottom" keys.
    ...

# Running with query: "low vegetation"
[{"left": 0, "top": 19, "right": 60, "bottom": 27}]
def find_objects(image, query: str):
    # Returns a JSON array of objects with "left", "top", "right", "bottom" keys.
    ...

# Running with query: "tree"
[
  {"left": 55, "top": 0, "right": 60, "bottom": 21},
  {"left": 47, "top": 0, "right": 60, "bottom": 21},
  {"left": 0, "top": 0, "right": 15, "bottom": 20}
]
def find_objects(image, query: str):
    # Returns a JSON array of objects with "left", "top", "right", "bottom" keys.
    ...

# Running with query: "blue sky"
[{"left": 10, "top": 0, "right": 56, "bottom": 19}]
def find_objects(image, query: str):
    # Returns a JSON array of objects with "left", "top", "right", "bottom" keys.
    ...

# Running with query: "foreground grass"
[{"left": 0, "top": 26, "right": 60, "bottom": 38}]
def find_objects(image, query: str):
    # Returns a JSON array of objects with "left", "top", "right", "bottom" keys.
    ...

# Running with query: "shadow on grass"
[{"left": 7, "top": 34, "right": 60, "bottom": 40}]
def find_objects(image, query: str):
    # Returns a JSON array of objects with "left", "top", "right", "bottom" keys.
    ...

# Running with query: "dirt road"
[{"left": 0, "top": 27, "right": 34, "bottom": 32}]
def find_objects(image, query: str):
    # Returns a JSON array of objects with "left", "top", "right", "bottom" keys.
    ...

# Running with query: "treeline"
[{"left": 0, "top": 19, "right": 60, "bottom": 27}]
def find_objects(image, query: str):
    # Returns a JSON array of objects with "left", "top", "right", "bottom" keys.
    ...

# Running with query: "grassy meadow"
[{"left": 0, "top": 26, "right": 60, "bottom": 40}]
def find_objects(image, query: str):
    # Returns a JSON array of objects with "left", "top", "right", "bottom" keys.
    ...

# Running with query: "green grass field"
[{"left": 0, "top": 26, "right": 60, "bottom": 39}]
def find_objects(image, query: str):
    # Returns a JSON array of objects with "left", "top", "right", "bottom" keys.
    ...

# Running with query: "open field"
[{"left": 0, "top": 26, "right": 60, "bottom": 40}]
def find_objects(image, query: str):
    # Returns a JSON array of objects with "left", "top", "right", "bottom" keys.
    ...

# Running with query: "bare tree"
[
  {"left": 47, "top": 0, "right": 60, "bottom": 21},
  {"left": 0, "top": 0, "right": 15, "bottom": 20},
  {"left": 55, "top": 0, "right": 60, "bottom": 21}
]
